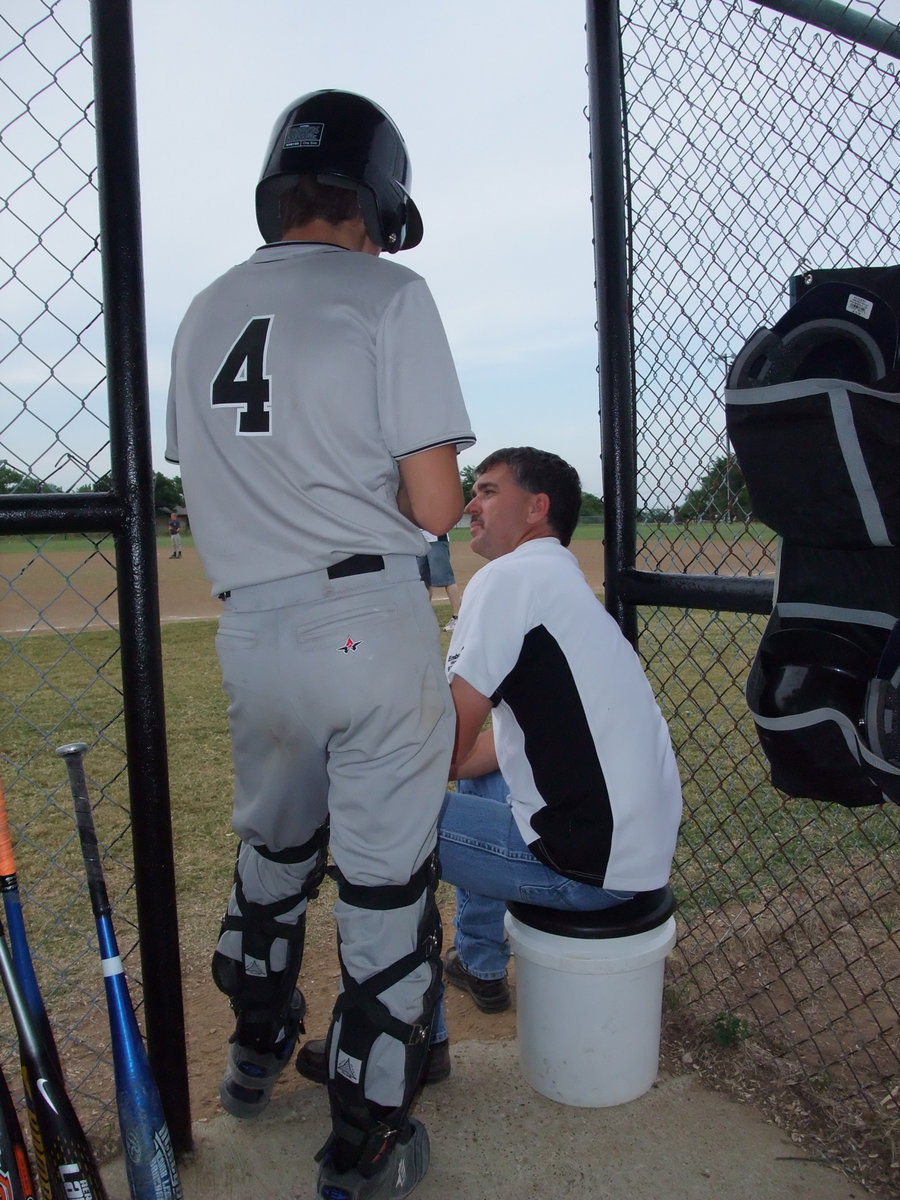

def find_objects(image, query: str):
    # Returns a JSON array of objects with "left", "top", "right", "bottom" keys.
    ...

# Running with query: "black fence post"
[
  {"left": 585, "top": 0, "right": 639, "bottom": 645},
  {"left": 89, "top": 0, "right": 192, "bottom": 1155}
]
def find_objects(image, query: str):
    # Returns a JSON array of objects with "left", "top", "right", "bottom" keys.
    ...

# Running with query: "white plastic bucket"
[{"left": 504, "top": 909, "right": 677, "bottom": 1107}]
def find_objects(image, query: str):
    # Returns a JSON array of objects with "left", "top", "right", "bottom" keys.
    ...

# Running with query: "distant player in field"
[
  {"left": 417, "top": 530, "right": 461, "bottom": 630},
  {"left": 167, "top": 512, "right": 181, "bottom": 558},
  {"left": 165, "top": 90, "right": 473, "bottom": 1200}
]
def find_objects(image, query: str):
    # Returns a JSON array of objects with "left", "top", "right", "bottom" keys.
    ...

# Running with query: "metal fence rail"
[{"left": 598, "top": 0, "right": 900, "bottom": 1188}]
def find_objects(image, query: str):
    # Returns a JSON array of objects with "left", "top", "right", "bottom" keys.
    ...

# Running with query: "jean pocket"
[{"left": 519, "top": 880, "right": 572, "bottom": 905}]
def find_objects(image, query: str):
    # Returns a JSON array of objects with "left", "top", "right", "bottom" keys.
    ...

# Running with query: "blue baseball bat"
[{"left": 56, "top": 744, "right": 183, "bottom": 1200}]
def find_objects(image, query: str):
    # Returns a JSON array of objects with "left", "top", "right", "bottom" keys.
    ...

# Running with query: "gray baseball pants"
[{"left": 213, "top": 554, "right": 454, "bottom": 1106}]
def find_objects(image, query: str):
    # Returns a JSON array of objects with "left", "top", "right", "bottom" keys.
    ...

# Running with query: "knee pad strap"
[{"left": 328, "top": 850, "right": 440, "bottom": 910}]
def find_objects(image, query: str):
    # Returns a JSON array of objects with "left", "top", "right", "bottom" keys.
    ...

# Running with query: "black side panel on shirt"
[{"left": 495, "top": 625, "right": 613, "bottom": 884}]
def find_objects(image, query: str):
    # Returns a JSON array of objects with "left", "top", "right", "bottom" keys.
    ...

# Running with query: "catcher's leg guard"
[
  {"left": 212, "top": 826, "right": 328, "bottom": 1051},
  {"left": 317, "top": 852, "right": 442, "bottom": 1177}
]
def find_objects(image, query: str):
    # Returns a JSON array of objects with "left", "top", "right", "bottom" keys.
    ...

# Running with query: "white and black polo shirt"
[{"left": 446, "top": 538, "right": 682, "bottom": 890}]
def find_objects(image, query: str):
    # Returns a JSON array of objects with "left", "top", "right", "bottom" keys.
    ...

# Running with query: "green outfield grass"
[
  {"left": 1, "top": 521, "right": 776, "bottom": 556},
  {"left": 0, "top": 532, "right": 195, "bottom": 554}
]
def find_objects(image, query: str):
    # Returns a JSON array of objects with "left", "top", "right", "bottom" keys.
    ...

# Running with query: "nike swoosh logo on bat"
[{"left": 36, "top": 1078, "right": 60, "bottom": 1114}]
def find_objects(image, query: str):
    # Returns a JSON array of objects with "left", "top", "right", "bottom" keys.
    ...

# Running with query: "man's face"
[{"left": 465, "top": 463, "right": 543, "bottom": 560}]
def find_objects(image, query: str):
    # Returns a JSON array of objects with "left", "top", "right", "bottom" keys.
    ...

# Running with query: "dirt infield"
[
  {"left": 1, "top": 539, "right": 599, "bottom": 632},
  {"left": 0, "top": 533, "right": 773, "bottom": 633}
]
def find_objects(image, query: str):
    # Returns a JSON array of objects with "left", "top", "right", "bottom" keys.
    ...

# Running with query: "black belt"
[
  {"left": 326, "top": 553, "right": 384, "bottom": 579},
  {"left": 218, "top": 554, "right": 384, "bottom": 601}
]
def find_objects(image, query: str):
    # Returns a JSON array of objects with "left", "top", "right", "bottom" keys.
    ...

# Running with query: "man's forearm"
[{"left": 450, "top": 728, "right": 498, "bottom": 781}]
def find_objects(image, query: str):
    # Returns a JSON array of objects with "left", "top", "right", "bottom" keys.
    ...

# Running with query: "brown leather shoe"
[{"left": 443, "top": 948, "right": 510, "bottom": 1013}]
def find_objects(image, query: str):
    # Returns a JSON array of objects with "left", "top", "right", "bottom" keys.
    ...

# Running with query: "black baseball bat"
[
  {"left": 0, "top": 1058, "right": 36, "bottom": 1200},
  {"left": 56, "top": 744, "right": 183, "bottom": 1200},
  {"left": 0, "top": 911, "right": 108, "bottom": 1200}
]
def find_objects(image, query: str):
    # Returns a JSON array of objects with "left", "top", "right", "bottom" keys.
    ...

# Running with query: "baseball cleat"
[
  {"left": 219, "top": 988, "right": 305, "bottom": 1117},
  {"left": 316, "top": 1117, "right": 429, "bottom": 1200}
]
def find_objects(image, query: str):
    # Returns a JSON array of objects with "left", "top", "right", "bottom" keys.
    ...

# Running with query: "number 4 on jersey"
[{"left": 211, "top": 316, "right": 273, "bottom": 434}]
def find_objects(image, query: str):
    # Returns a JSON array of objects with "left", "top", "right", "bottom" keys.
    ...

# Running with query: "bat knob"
[{"left": 55, "top": 743, "right": 90, "bottom": 758}]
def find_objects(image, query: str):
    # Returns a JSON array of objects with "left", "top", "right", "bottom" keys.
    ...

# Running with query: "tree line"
[{"left": 1, "top": 460, "right": 746, "bottom": 523}]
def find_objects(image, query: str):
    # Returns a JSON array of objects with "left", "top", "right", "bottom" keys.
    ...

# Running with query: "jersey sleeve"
[
  {"left": 447, "top": 562, "right": 534, "bottom": 701},
  {"left": 164, "top": 341, "right": 180, "bottom": 464},
  {"left": 377, "top": 278, "right": 475, "bottom": 458}
]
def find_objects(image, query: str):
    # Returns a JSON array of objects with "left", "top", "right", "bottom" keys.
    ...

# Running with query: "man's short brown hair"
[
  {"left": 279, "top": 175, "right": 361, "bottom": 233},
  {"left": 475, "top": 446, "right": 583, "bottom": 547}
]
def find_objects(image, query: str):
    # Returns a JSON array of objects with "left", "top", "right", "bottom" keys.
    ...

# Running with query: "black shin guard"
[
  {"left": 317, "top": 854, "right": 442, "bottom": 1176},
  {"left": 212, "top": 906, "right": 306, "bottom": 1051},
  {"left": 212, "top": 831, "right": 327, "bottom": 1050}
]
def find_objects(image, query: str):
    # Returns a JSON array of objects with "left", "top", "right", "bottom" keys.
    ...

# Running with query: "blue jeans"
[{"left": 431, "top": 770, "right": 634, "bottom": 1043}]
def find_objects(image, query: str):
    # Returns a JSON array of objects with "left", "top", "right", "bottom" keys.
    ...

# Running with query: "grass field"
[{"left": 0, "top": 520, "right": 777, "bottom": 552}]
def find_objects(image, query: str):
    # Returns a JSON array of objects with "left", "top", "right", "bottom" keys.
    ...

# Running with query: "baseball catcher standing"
[{"left": 165, "top": 89, "right": 474, "bottom": 1200}]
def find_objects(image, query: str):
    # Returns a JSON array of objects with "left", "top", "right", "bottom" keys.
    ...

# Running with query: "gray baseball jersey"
[{"left": 166, "top": 241, "right": 474, "bottom": 595}]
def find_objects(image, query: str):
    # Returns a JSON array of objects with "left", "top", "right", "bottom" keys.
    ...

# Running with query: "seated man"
[
  {"left": 298, "top": 446, "right": 683, "bottom": 1084},
  {"left": 433, "top": 445, "right": 683, "bottom": 1025}
]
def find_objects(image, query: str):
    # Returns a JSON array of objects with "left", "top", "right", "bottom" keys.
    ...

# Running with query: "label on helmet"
[
  {"left": 846, "top": 293, "right": 874, "bottom": 320},
  {"left": 284, "top": 121, "right": 324, "bottom": 148}
]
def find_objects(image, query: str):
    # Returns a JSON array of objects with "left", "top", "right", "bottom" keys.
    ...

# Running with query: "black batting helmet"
[
  {"left": 255, "top": 89, "right": 423, "bottom": 253},
  {"left": 755, "top": 628, "right": 875, "bottom": 723}
]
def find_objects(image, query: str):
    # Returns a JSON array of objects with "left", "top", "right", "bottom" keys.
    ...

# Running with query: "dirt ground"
[{"left": 0, "top": 529, "right": 774, "bottom": 633}]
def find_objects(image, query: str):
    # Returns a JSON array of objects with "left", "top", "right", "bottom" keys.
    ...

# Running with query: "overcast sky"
[{"left": 130, "top": 1, "right": 606, "bottom": 496}]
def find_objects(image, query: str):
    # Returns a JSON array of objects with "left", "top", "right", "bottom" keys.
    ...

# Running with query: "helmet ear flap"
[
  {"left": 358, "top": 186, "right": 422, "bottom": 253},
  {"left": 755, "top": 628, "right": 875, "bottom": 721},
  {"left": 357, "top": 188, "right": 389, "bottom": 251},
  {"left": 393, "top": 187, "right": 423, "bottom": 252}
]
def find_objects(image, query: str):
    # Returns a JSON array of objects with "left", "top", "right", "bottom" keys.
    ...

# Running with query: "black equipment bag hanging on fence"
[{"left": 724, "top": 265, "right": 900, "bottom": 809}]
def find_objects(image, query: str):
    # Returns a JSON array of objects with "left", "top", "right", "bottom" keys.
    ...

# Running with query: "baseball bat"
[
  {"left": 0, "top": 1058, "right": 36, "bottom": 1200},
  {"left": 56, "top": 744, "right": 182, "bottom": 1200},
  {"left": 0, "top": 912, "right": 108, "bottom": 1200},
  {"left": 0, "top": 776, "right": 63, "bottom": 1081}
]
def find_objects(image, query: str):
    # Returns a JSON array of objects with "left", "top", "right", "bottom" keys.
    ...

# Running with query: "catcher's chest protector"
[{"left": 725, "top": 266, "right": 900, "bottom": 809}]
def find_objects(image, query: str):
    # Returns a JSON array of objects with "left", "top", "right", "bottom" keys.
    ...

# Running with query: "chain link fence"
[
  {"left": 617, "top": 0, "right": 899, "bottom": 1190},
  {"left": 2, "top": 0, "right": 899, "bottom": 1189},
  {"left": 1, "top": 0, "right": 132, "bottom": 1148}
]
